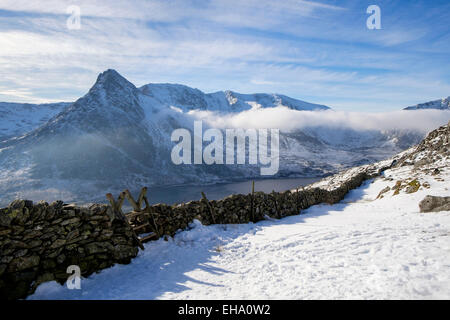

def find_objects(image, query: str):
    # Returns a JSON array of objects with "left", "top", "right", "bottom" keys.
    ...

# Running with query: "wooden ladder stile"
[
  {"left": 106, "top": 187, "right": 165, "bottom": 245},
  {"left": 124, "top": 189, "right": 141, "bottom": 212},
  {"left": 126, "top": 187, "right": 159, "bottom": 244},
  {"left": 106, "top": 192, "right": 145, "bottom": 250}
]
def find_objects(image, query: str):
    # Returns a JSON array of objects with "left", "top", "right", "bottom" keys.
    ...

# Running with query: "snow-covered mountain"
[
  {"left": 0, "top": 70, "right": 246, "bottom": 204},
  {"left": 404, "top": 96, "right": 450, "bottom": 110},
  {"left": 0, "top": 102, "right": 70, "bottom": 141},
  {"left": 0, "top": 69, "right": 436, "bottom": 205},
  {"left": 140, "top": 83, "right": 329, "bottom": 112}
]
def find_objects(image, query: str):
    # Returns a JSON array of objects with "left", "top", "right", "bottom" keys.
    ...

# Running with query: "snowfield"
[{"left": 30, "top": 165, "right": 450, "bottom": 300}]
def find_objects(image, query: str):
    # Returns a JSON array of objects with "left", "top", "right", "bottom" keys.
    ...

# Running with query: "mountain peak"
[
  {"left": 95, "top": 68, "right": 131, "bottom": 84},
  {"left": 59, "top": 69, "right": 142, "bottom": 123},
  {"left": 404, "top": 96, "right": 450, "bottom": 110}
]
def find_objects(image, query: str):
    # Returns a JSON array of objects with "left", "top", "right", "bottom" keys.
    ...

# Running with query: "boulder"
[{"left": 419, "top": 195, "right": 450, "bottom": 213}]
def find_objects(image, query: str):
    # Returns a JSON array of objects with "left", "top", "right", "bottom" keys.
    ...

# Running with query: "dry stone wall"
[
  {"left": 0, "top": 201, "right": 139, "bottom": 300},
  {"left": 143, "top": 161, "right": 391, "bottom": 238}
]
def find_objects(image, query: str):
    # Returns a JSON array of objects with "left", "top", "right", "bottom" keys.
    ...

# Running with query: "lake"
[{"left": 142, "top": 177, "right": 320, "bottom": 206}]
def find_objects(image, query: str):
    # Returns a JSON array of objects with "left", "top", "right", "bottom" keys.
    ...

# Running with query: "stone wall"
[
  {"left": 0, "top": 161, "right": 391, "bottom": 300},
  {"left": 0, "top": 201, "right": 139, "bottom": 300},
  {"left": 141, "top": 161, "right": 390, "bottom": 237}
]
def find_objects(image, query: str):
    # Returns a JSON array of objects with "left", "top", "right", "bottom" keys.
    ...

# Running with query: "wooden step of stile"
[
  {"left": 139, "top": 232, "right": 157, "bottom": 243},
  {"left": 133, "top": 223, "right": 150, "bottom": 232}
]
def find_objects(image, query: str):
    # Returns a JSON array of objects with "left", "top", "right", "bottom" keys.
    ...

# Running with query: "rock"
[
  {"left": 27, "top": 239, "right": 43, "bottom": 249},
  {"left": 49, "top": 239, "right": 66, "bottom": 249},
  {"left": 14, "top": 249, "right": 28, "bottom": 258},
  {"left": 66, "top": 229, "right": 80, "bottom": 241},
  {"left": 414, "top": 159, "right": 429, "bottom": 168},
  {"left": 1, "top": 256, "right": 13, "bottom": 264},
  {"left": 0, "top": 229, "right": 11, "bottom": 236},
  {"left": 376, "top": 186, "right": 391, "bottom": 199},
  {"left": 0, "top": 264, "right": 6, "bottom": 276},
  {"left": 9, "top": 240, "right": 29, "bottom": 249},
  {"left": 112, "top": 245, "right": 138, "bottom": 261},
  {"left": 23, "top": 229, "right": 43, "bottom": 240},
  {"left": 49, "top": 200, "right": 64, "bottom": 209},
  {"left": 8, "top": 255, "right": 40, "bottom": 272},
  {"left": 35, "top": 272, "right": 55, "bottom": 286},
  {"left": 419, "top": 196, "right": 450, "bottom": 213},
  {"left": 60, "top": 217, "right": 80, "bottom": 226},
  {"left": 56, "top": 254, "right": 66, "bottom": 264},
  {"left": 9, "top": 200, "right": 33, "bottom": 210},
  {"left": 46, "top": 247, "right": 64, "bottom": 258},
  {"left": 41, "top": 259, "right": 56, "bottom": 270},
  {"left": 85, "top": 242, "right": 108, "bottom": 255},
  {"left": 11, "top": 225, "right": 24, "bottom": 234}
]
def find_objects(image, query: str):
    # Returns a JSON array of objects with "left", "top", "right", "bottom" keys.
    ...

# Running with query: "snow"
[
  {"left": 139, "top": 83, "right": 330, "bottom": 113},
  {"left": 0, "top": 102, "right": 70, "bottom": 140},
  {"left": 29, "top": 164, "right": 450, "bottom": 300},
  {"left": 404, "top": 96, "right": 450, "bottom": 111}
]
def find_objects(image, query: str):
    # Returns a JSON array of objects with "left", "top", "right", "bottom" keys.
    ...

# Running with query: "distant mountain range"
[
  {"left": 0, "top": 69, "right": 447, "bottom": 205},
  {"left": 404, "top": 97, "right": 450, "bottom": 110},
  {"left": 140, "top": 83, "right": 330, "bottom": 112},
  {"left": 0, "top": 72, "right": 328, "bottom": 142}
]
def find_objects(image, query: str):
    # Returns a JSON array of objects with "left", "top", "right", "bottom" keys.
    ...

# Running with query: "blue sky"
[{"left": 0, "top": 0, "right": 449, "bottom": 111}]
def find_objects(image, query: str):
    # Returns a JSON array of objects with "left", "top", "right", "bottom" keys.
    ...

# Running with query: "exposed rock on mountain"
[{"left": 395, "top": 120, "right": 450, "bottom": 169}]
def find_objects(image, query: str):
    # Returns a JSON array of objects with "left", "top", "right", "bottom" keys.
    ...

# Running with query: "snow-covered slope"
[
  {"left": 0, "top": 102, "right": 70, "bottom": 141},
  {"left": 30, "top": 177, "right": 450, "bottom": 299},
  {"left": 29, "top": 123, "right": 450, "bottom": 300},
  {"left": 404, "top": 96, "right": 450, "bottom": 110},
  {"left": 140, "top": 83, "right": 330, "bottom": 112}
]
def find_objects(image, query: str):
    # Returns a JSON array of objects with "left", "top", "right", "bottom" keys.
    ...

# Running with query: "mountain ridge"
[
  {"left": 0, "top": 69, "right": 447, "bottom": 206},
  {"left": 404, "top": 96, "right": 450, "bottom": 110}
]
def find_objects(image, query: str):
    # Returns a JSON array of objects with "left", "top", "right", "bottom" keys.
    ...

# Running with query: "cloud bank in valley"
[{"left": 186, "top": 107, "right": 450, "bottom": 133}]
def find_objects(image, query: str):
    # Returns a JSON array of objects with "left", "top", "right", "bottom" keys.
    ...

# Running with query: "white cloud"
[
  {"left": 0, "top": 0, "right": 343, "bottom": 21},
  {"left": 187, "top": 107, "right": 450, "bottom": 134}
]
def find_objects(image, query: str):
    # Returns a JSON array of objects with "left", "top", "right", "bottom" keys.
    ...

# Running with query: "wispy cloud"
[{"left": 0, "top": 0, "right": 448, "bottom": 110}]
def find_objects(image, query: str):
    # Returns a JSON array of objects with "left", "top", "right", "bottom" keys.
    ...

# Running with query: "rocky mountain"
[
  {"left": 404, "top": 96, "right": 450, "bottom": 110},
  {"left": 395, "top": 120, "right": 450, "bottom": 169},
  {"left": 0, "top": 69, "right": 439, "bottom": 206},
  {"left": 0, "top": 70, "right": 245, "bottom": 205}
]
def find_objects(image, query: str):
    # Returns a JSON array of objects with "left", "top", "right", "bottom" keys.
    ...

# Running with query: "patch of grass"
[{"left": 406, "top": 179, "right": 421, "bottom": 194}]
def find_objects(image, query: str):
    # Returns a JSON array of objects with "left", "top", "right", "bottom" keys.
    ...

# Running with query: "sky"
[{"left": 0, "top": 0, "right": 449, "bottom": 111}]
